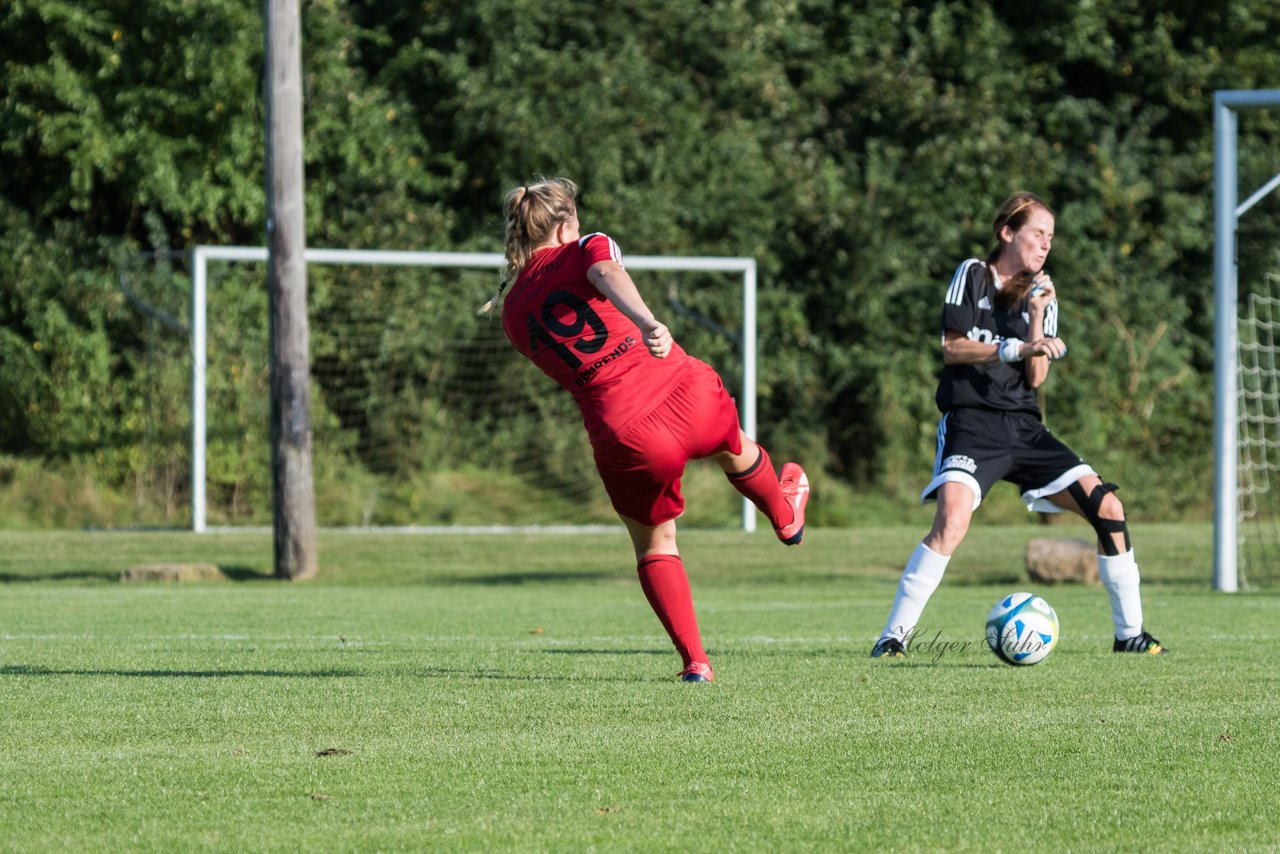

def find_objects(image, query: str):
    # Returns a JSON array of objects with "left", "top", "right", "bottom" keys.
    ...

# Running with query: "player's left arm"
[
  {"left": 1023, "top": 275, "right": 1063, "bottom": 388},
  {"left": 587, "top": 260, "right": 673, "bottom": 359}
]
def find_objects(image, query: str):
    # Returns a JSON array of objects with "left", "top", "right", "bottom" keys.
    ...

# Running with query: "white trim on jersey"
[
  {"left": 579, "top": 232, "right": 624, "bottom": 267},
  {"left": 945, "top": 259, "right": 982, "bottom": 306},
  {"left": 1021, "top": 463, "right": 1096, "bottom": 513},
  {"left": 930, "top": 412, "right": 950, "bottom": 476},
  {"left": 921, "top": 470, "right": 983, "bottom": 511},
  {"left": 1043, "top": 298, "right": 1059, "bottom": 337}
]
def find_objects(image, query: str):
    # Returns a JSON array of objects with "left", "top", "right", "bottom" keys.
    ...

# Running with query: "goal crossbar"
[
  {"left": 189, "top": 246, "right": 758, "bottom": 533},
  {"left": 1213, "top": 89, "right": 1280, "bottom": 592}
]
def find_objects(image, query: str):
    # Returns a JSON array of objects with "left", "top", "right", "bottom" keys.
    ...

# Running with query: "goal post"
[
  {"left": 188, "top": 246, "right": 758, "bottom": 533},
  {"left": 1213, "top": 89, "right": 1280, "bottom": 592}
]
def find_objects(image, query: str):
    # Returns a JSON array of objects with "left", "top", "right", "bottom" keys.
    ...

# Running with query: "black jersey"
[{"left": 934, "top": 258, "right": 1059, "bottom": 417}]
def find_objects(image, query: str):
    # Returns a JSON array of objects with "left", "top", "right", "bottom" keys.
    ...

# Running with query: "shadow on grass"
[
  {"left": 0, "top": 565, "right": 275, "bottom": 584},
  {"left": 417, "top": 665, "right": 641, "bottom": 683},
  {"left": 0, "top": 665, "right": 360, "bottom": 678},
  {"left": 0, "top": 570, "right": 120, "bottom": 584},
  {"left": 440, "top": 571, "right": 621, "bottom": 585},
  {"left": 218, "top": 565, "right": 275, "bottom": 582},
  {"left": 873, "top": 661, "right": 1005, "bottom": 669},
  {"left": 946, "top": 574, "right": 1026, "bottom": 586},
  {"left": 540, "top": 648, "right": 669, "bottom": 656}
]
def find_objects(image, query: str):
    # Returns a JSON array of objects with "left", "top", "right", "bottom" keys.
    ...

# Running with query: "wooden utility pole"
[{"left": 264, "top": 0, "right": 318, "bottom": 580}]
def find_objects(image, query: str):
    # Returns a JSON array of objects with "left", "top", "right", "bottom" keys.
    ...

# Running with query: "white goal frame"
[
  {"left": 188, "top": 246, "right": 758, "bottom": 534},
  {"left": 1213, "top": 89, "right": 1280, "bottom": 592}
]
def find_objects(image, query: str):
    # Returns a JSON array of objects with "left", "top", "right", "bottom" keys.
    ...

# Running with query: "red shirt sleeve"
[{"left": 579, "top": 232, "right": 624, "bottom": 268}]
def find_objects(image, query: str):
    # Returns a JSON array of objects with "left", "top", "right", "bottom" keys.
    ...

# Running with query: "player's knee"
[
  {"left": 1097, "top": 492, "right": 1125, "bottom": 522},
  {"left": 1087, "top": 490, "right": 1129, "bottom": 556},
  {"left": 651, "top": 526, "right": 678, "bottom": 553}
]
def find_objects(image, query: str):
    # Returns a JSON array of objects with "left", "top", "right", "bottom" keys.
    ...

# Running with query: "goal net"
[
  {"left": 190, "top": 247, "right": 757, "bottom": 532},
  {"left": 1236, "top": 260, "right": 1280, "bottom": 589}
]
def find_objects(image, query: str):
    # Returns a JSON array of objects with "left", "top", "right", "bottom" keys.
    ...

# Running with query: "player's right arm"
[
  {"left": 942, "top": 329, "right": 1002, "bottom": 364},
  {"left": 587, "top": 260, "right": 673, "bottom": 359},
  {"left": 940, "top": 260, "right": 995, "bottom": 365}
]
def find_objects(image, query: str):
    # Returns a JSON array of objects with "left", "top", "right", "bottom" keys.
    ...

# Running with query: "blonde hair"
[
  {"left": 478, "top": 176, "right": 579, "bottom": 315},
  {"left": 986, "top": 191, "right": 1054, "bottom": 309}
]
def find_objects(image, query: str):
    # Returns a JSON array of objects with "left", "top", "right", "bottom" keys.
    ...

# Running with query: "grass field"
[{"left": 1, "top": 522, "right": 1276, "bottom": 852}]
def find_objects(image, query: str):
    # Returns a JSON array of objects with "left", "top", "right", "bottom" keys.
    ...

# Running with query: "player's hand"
[
  {"left": 1028, "top": 273, "right": 1055, "bottom": 312},
  {"left": 1025, "top": 336, "right": 1067, "bottom": 360},
  {"left": 642, "top": 320, "right": 672, "bottom": 359}
]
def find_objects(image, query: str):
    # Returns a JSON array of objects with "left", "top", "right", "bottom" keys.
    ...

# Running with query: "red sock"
[
  {"left": 726, "top": 446, "right": 792, "bottom": 530},
  {"left": 636, "top": 554, "right": 707, "bottom": 668}
]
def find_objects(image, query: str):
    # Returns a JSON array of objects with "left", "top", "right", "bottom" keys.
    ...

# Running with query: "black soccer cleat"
[
  {"left": 870, "top": 637, "right": 907, "bottom": 659},
  {"left": 1113, "top": 630, "right": 1167, "bottom": 655}
]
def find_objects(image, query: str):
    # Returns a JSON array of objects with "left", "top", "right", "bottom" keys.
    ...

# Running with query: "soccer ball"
[{"left": 985, "top": 592, "right": 1059, "bottom": 666}]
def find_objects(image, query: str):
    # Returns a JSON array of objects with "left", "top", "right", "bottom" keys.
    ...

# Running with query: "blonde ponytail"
[{"left": 478, "top": 177, "right": 579, "bottom": 316}]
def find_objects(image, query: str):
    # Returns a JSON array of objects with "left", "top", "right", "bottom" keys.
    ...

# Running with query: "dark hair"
[{"left": 986, "top": 192, "right": 1054, "bottom": 309}]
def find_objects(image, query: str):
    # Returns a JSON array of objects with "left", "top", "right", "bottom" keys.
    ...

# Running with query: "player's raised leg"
[
  {"left": 872, "top": 481, "right": 974, "bottom": 658},
  {"left": 620, "top": 515, "right": 713, "bottom": 682},
  {"left": 717, "top": 432, "right": 809, "bottom": 545},
  {"left": 1047, "top": 476, "right": 1166, "bottom": 654}
]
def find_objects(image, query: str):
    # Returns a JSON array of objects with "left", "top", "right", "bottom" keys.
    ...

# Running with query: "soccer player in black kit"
[{"left": 871, "top": 192, "right": 1166, "bottom": 659}]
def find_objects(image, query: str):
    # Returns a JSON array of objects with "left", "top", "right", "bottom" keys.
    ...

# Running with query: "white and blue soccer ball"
[{"left": 985, "top": 592, "right": 1059, "bottom": 666}]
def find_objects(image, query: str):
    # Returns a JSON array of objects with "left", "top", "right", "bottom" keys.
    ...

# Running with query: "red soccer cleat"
[
  {"left": 679, "top": 661, "right": 714, "bottom": 682},
  {"left": 775, "top": 462, "right": 810, "bottom": 546}
]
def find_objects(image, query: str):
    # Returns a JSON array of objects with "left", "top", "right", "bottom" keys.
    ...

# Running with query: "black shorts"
[{"left": 921, "top": 407, "right": 1096, "bottom": 513}]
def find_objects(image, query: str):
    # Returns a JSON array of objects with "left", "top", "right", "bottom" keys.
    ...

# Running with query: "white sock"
[
  {"left": 879, "top": 542, "right": 950, "bottom": 644},
  {"left": 1097, "top": 549, "right": 1144, "bottom": 640}
]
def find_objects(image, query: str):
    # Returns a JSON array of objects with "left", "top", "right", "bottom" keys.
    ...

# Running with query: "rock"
[
  {"left": 1025, "top": 538, "right": 1098, "bottom": 585},
  {"left": 120, "top": 563, "right": 226, "bottom": 583}
]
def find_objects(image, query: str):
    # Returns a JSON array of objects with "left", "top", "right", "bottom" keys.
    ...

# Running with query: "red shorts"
[{"left": 593, "top": 359, "right": 743, "bottom": 525}]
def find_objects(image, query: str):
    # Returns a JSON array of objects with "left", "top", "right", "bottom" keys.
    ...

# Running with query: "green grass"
[{"left": 0, "top": 523, "right": 1276, "bottom": 852}]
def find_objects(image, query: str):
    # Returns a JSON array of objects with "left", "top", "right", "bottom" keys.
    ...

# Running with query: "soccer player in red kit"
[{"left": 486, "top": 177, "right": 809, "bottom": 682}]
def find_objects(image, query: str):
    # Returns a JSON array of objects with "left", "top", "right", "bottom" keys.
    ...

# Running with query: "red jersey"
[{"left": 502, "top": 232, "right": 690, "bottom": 448}]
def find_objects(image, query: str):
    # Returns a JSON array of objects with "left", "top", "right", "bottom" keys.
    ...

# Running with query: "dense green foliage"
[
  {"left": 2, "top": 525, "right": 1279, "bottom": 849},
  {"left": 2, "top": 0, "right": 1278, "bottom": 526}
]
